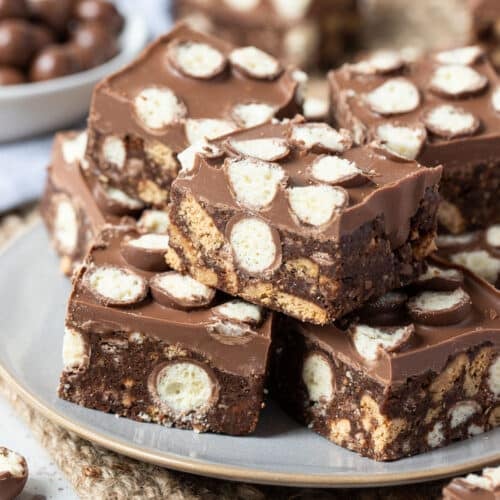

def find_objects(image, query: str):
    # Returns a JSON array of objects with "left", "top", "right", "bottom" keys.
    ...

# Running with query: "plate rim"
[{"left": 0, "top": 222, "right": 499, "bottom": 488}]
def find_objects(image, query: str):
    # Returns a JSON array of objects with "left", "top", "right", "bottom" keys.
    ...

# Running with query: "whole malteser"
[
  {"left": 29, "top": 44, "right": 81, "bottom": 81},
  {"left": 71, "top": 22, "right": 118, "bottom": 68},
  {"left": 0, "top": 20, "right": 36, "bottom": 67},
  {"left": 74, "top": 0, "right": 124, "bottom": 35},
  {"left": 0, "top": 65, "right": 25, "bottom": 85},
  {"left": 27, "top": 0, "right": 75, "bottom": 34},
  {"left": 31, "top": 24, "right": 56, "bottom": 52},
  {"left": 0, "top": 0, "right": 29, "bottom": 19}
]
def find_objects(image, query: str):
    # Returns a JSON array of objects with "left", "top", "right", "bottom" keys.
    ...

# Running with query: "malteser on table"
[
  {"left": 171, "top": 0, "right": 360, "bottom": 70},
  {"left": 0, "top": 447, "right": 28, "bottom": 500},
  {"left": 329, "top": 45, "right": 500, "bottom": 234},
  {"left": 40, "top": 131, "right": 170, "bottom": 276},
  {"left": 436, "top": 226, "right": 500, "bottom": 289},
  {"left": 85, "top": 23, "right": 302, "bottom": 208},
  {"left": 443, "top": 465, "right": 500, "bottom": 499},
  {"left": 271, "top": 259, "right": 500, "bottom": 461},
  {"left": 59, "top": 226, "right": 273, "bottom": 435},
  {"left": 167, "top": 117, "right": 442, "bottom": 325}
]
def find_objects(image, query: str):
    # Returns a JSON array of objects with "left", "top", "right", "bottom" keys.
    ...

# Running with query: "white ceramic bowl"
[{"left": 0, "top": 12, "right": 148, "bottom": 143}]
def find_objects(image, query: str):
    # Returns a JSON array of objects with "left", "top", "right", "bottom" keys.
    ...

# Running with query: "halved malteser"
[
  {"left": 349, "top": 50, "right": 405, "bottom": 75},
  {"left": 227, "top": 137, "right": 290, "bottom": 162},
  {"left": 436, "top": 232, "right": 479, "bottom": 249},
  {"left": 374, "top": 122, "right": 426, "bottom": 160},
  {"left": 62, "top": 327, "right": 90, "bottom": 374},
  {"left": 228, "top": 216, "right": 282, "bottom": 276},
  {"left": 207, "top": 320, "right": 255, "bottom": 345},
  {"left": 229, "top": 46, "right": 282, "bottom": 80},
  {"left": 415, "top": 264, "right": 463, "bottom": 291},
  {"left": 309, "top": 155, "right": 368, "bottom": 187},
  {"left": 365, "top": 78, "right": 420, "bottom": 115},
  {"left": 167, "top": 39, "right": 227, "bottom": 79},
  {"left": 93, "top": 184, "right": 144, "bottom": 216},
  {"left": 101, "top": 135, "right": 126, "bottom": 169},
  {"left": 53, "top": 194, "right": 78, "bottom": 255},
  {"left": 429, "top": 65, "right": 488, "bottom": 98},
  {"left": 302, "top": 351, "right": 335, "bottom": 403},
  {"left": 62, "top": 131, "right": 88, "bottom": 165},
  {"left": 287, "top": 184, "right": 348, "bottom": 227},
  {"left": 434, "top": 45, "right": 483, "bottom": 66},
  {"left": 358, "top": 290, "right": 408, "bottom": 326},
  {"left": 177, "top": 141, "right": 223, "bottom": 175},
  {"left": 407, "top": 287, "right": 472, "bottom": 326},
  {"left": 137, "top": 210, "right": 170, "bottom": 234},
  {"left": 150, "top": 271, "right": 215, "bottom": 310},
  {"left": 185, "top": 118, "right": 237, "bottom": 144},
  {"left": 226, "top": 157, "right": 286, "bottom": 210},
  {"left": 212, "top": 300, "right": 263, "bottom": 325},
  {"left": 134, "top": 86, "right": 187, "bottom": 131},
  {"left": 486, "top": 225, "right": 500, "bottom": 253},
  {"left": 423, "top": 105, "right": 480, "bottom": 139},
  {"left": 150, "top": 361, "right": 218, "bottom": 415},
  {"left": 0, "top": 447, "right": 28, "bottom": 499},
  {"left": 121, "top": 233, "right": 170, "bottom": 272},
  {"left": 84, "top": 265, "right": 149, "bottom": 306},
  {"left": 450, "top": 250, "right": 500, "bottom": 285},
  {"left": 289, "top": 123, "right": 352, "bottom": 154},
  {"left": 231, "top": 102, "right": 277, "bottom": 128},
  {"left": 350, "top": 323, "right": 414, "bottom": 361}
]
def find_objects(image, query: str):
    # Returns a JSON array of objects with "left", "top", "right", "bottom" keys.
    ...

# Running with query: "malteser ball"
[
  {"left": 71, "top": 22, "right": 118, "bottom": 68},
  {"left": 29, "top": 45, "right": 81, "bottom": 81},
  {"left": 32, "top": 24, "right": 56, "bottom": 51},
  {"left": 0, "top": 65, "right": 25, "bottom": 85},
  {"left": 0, "top": 20, "right": 36, "bottom": 67},
  {"left": 27, "top": 0, "right": 75, "bottom": 33},
  {"left": 74, "top": 0, "right": 124, "bottom": 34},
  {"left": 0, "top": 0, "right": 29, "bottom": 19}
]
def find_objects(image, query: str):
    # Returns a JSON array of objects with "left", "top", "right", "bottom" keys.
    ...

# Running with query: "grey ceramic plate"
[{"left": 0, "top": 222, "right": 498, "bottom": 487}]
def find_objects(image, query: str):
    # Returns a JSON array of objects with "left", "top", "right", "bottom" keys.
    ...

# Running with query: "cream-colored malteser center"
[
  {"left": 88, "top": 266, "right": 146, "bottom": 303},
  {"left": 231, "top": 102, "right": 276, "bottom": 128},
  {"left": 54, "top": 198, "right": 78, "bottom": 254},
  {"left": 302, "top": 353, "right": 334, "bottom": 403},
  {"left": 0, "top": 450, "right": 25, "bottom": 477},
  {"left": 62, "top": 327, "right": 88, "bottom": 370},
  {"left": 451, "top": 250, "right": 500, "bottom": 284}
]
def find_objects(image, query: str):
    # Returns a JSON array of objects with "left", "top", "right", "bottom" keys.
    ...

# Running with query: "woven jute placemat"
[{"left": 0, "top": 208, "right": 450, "bottom": 499}]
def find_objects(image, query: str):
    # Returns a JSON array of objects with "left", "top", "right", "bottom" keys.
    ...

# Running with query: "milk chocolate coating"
[
  {"left": 74, "top": 0, "right": 124, "bottom": 34},
  {"left": 297, "top": 258, "right": 499, "bottom": 387},
  {"left": 71, "top": 22, "right": 118, "bottom": 68},
  {"left": 67, "top": 226, "right": 273, "bottom": 377},
  {"left": 0, "top": 20, "right": 36, "bottom": 67},
  {"left": 27, "top": 0, "right": 74, "bottom": 33},
  {"left": 0, "top": 447, "right": 28, "bottom": 500},
  {"left": 0, "top": 0, "right": 29, "bottom": 19},
  {"left": 29, "top": 44, "right": 81, "bottom": 81},
  {"left": 31, "top": 24, "right": 55, "bottom": 51},
  {"left": 0, "top": 65, "right": 25, "bottom": 85}
]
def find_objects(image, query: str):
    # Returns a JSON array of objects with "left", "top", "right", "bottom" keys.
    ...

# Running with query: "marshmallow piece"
[
  {"left": 350, "top": 50, "right": 405, "bottom": 75},
  {"left": 185, "top": 118, "right": 236, "bottom": 144},
  {"left": 105, "top": 187, "right": 144, "bottom": 210},
  {"left": 423, "top": 105, "right": 479, "bottom": 139},
  {"left": 134, "top": 87, "right": 187, "bottom": 131},
  {"left": 62, "top": 327, "right": 89, "bottom": 372},
  {"left": 230, "top": 217, "right": 280, "bottom": 275},
  {"left": 231, "top": 102, "right": 276, "bottom": 128},
  {"left": 435, "top": 45, "right": 483, "bottom": 66},
  {"left": 288, "top": 184, "right": 348, "bottom": 227},
  {"left": 407, "top": 287, "right": 472, "bottom": 326},
  {"left": 375, "top": 123, "right": 426, "bottom": 160},
  {"left": 168, "top": 40, "right": 226, "bottom": 79},
  {"left": 415, "top": 264, "right": 463, "bottom": 291},
  {"left": 54, "top": 196, "right": 78, "bottom": 254},
  {"left": 451, "top": 250, "right": 500, "bottom": 284},
  {"left": 224, "top": 0, "right": 259, "bottom": 10},
  {"left": 302, "top": 352, "right": 334, "bottom": 403},
  {"left": 290, "top": 123, "right": 352, "bottom": 153},
  {"left": 493, "top": 87, "right": 500, "bottom": 113},
  {"left": 85, "top": 265, "right": 148, "bottom": 306},
  {"left": 227, "top": 137, "right": 290, "bottom": 162},
  {"left": 351, "top": 323, "right": 414, "bottom": 361},
  {"left": 486, "top": 224, "right": 500, "bottom": 249},
  {"left": 226, "top": 157, "right": 286, "bottom": 210},
  {"left": 309, "top": 155, "right": 366, "bottom": 187},
  {"left": 213, "top": 300, "right": 262, "bottom": 324},
  {"left": 0, "top": 448, "right": 27, "bottom": 479},
  {"left": 488, "top": 356, "right": 500, "bottom": 397},
  {"left": 150, "top": 271, "right": 215, "bottom": 310},
  {"left": 155, "top": 362, "right": 216, "bottom": 414},
  {"left": 272, "top": 0, "right": 311, "bottom": 20},
  {"left": 448, "top": 400, "right": 480, "bottom": 429},
  {"left": 62, "top": 131, "right": 88, "bottom": 164},
  {"left": 366, "top": 78, "right": 420, "bottom": 115},
  {"left": 102, "top": 135, "right": 126, "bottom": 169},
  {"left": 178, "top": 141, "right": 223, "bottom": 174},
  {"left": 430, "top": 65, "right": 488, "bottom": 97},
  {"left": 436, "top": 232, "right": 478, "bottom": 248},
  {"left": 137, "top": 210, "right": 170, "bottom": 234},
  {"left": 229, "top": 46, "right": 282, "bottom": 80}
]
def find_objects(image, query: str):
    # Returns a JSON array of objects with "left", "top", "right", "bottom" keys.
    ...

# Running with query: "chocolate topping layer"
[
  {"left": 292, "top": 258, "right": 500, "bottom": 387},
  {"left": 174, "top": 118, "right": 442, "bottom": 249},
  {"left": 68, "top": 227, "right": 273, "bottom": 377}
]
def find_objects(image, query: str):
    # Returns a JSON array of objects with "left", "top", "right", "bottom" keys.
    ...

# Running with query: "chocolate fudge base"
[
  {"left": 59, "top": 328, "right": 266, "bottom": 435},
  {"left": 271, "top": 326, "right": 499, "bottom": 461},
  {"left": 166, "top": 185, "right": 439, "bottom": 325}
]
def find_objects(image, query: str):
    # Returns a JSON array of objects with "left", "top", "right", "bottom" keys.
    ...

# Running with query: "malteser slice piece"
[
  {"left": 365, "top": 78, "right": 420, "bottom": 115},
  {"left": 229, "top": 46, "right": 282, "bottom": 80},
  {"left": 0, "top": 447, "right": 28, "bottom": 500},
  {"left": 350, "top": 50, "right": 405, "bottom": 75},
  {"left": 62, "top": 131, "right": 88, "bottom": 166},
  {"left": 415, "top": 264, "right": 463, "bottom": 291},
  {"left": 429, "top": 65, "right": 487, "bottom": 98},
  {"left": 62, "top": 327, "right": 90, "bottom": 374},
  {"left": 287, "top": 184, "right": 348, "bottom": 227},
  {"left": 185, "top": 119, "right": 237, "bottom": 144},
  {"left": 451, "top": 251, "right": 500, "bottom": 285},
  {"left": 290, "top": 123, "right": 352, "bottom": 153},
  {"left": 302, "top": 352, "right": 334, "bottom": 403},
  {"left": 374, "top": 123, "right": 426, "bottom": 160},
  {"left": 423, "top": 105, "right": 480, "bottom": 139},
  {"left": 407, "top": 287, "right": 472, "bottom": 326},
  {"left": 53, "top": 195, "right": 78, "bottom": 255},
  {"left": 84, "top": 265, "right": 148, "bottom": 306},
  {"left": 309, "top": 155, "right": 366, "bottom": 187},
  {"left": 137, "top": 210, "right": 170, "bottom": 234},
  {"left": 212, "top": 300, "right": 262, "bottom": 325},
  {"left": 231, "top": 102, "right": 276, "bottom": 128},
  {"left": 178, "top": 141, "right": 223, "bottom": 175},
  {"left": 150, "top": 271, "right": 215, "bottom": 310},
  {"left": 226, "top": 158, "right": 286, "bottom": 210},
  {"left": 435, "top": 46, "right": 484, "bottom": 66},
  {"left": 121, "top": 233, "right": 170, "bottom": 272},
  {"left": 168, "top": 39, "right": 226, "bottom": 79},
  {"left": 227, "top": 137, "right": 290, "bottom": 162}
]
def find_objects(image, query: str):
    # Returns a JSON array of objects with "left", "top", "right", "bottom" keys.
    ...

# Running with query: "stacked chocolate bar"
[{"left": 42, "top": 24, "right": 499, "bottom": 462}]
